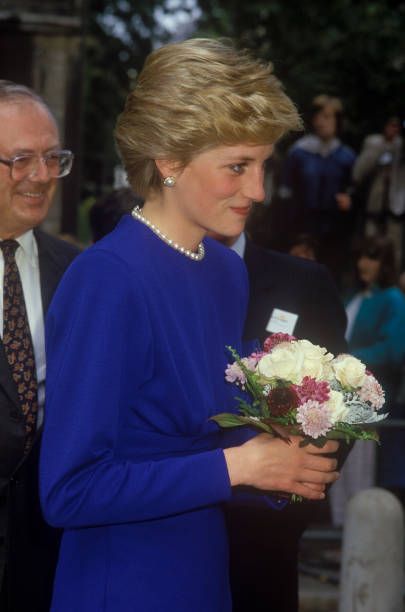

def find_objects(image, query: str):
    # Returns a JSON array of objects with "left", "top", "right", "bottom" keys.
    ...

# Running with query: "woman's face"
[
  {"left": 172, "top": 143, "right": 273, "bottom": 240},
  {"left": 312, "top": 105, "right": 337, "bottom": 140},
  {"left": 357, "top": 255, "right": 381, "bottom": 287}
]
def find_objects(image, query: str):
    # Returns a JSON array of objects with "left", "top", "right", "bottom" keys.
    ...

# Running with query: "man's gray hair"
[{"left": 0, "top": 80, "right": 51, "bottom": 112}]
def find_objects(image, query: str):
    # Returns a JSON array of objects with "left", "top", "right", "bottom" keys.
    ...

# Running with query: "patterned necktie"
[{"left": 1, "top": 239, "right": 38, "bottom": 452}]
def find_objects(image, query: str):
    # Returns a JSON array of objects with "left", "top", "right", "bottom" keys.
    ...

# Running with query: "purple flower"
[
  {"left": 249, "top": 351, "right": 266, "bottom": 364},
  {"left": 225, "top": 362, "right": 246, "bottom": 385},
  {"left": 296, "top": 400, "right": 333, "bottom": 439},
  {"left": 242, "top": 356, "right": 259, "bottom": 372},
  {"left": 358, "top": 374, "right": 385, "bottom": 410}
]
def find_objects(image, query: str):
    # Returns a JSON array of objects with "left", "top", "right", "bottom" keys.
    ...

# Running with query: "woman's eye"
[{"left": 230, "top": 164, "right": 245, "bottom": 174}]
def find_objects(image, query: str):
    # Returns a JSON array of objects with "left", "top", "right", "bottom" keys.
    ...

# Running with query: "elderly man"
[{"left": 0, "top": 81, "right": 79, "bottom": 612}]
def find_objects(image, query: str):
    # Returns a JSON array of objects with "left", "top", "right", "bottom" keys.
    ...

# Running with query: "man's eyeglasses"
[{"left": 0, "top": 150, "right": 74, "bottom": 180}]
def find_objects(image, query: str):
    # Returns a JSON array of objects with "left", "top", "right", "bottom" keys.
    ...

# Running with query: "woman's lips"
[{"left": 230, "top": 205, "right": 251, "bottom": 216}]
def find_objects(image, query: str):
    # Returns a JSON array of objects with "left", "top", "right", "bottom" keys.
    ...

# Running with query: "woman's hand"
[{"left": 224, "top": 433, "right": 339, "bottom": 501}]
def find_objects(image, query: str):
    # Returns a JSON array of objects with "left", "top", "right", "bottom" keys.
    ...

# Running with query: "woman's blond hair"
[{"left": 115, "top": 38, "right": 302, "bottom": 197}]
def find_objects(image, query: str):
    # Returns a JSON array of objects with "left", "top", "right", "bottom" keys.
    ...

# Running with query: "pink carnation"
[
  {"left": 225, "top": 357, "right": 257, "bottom": 386},
  {"left": 293, "top": 376, "right": 330, "bottom": 404},
  {"left": 241, "top": 356, "right": 259, "bottom": 372},
  {"left": 225, "top": 362, "right": 246, "bottom": 385},
  {"left": 263, "top": 333, "right": 296, "bottom": 353},
  {"left": 358, "top": 374, "right": 385, "bottom": 410},
  {"left": 296, "top": 400, "right": 333, "bottom": 439},
  {"left": 250, "top": 351, "right": 266, "bottom": 363}
]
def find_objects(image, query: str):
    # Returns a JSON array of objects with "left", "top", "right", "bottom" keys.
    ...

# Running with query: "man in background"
[
  {"left": 353, "top": 116, "right": 404, "bottom": 264},
  {"left": 213, "top": 227, "right": 347, "bottom": 612},
  {"left": 0, "top": 81, "right": 79, "bottom": 612}
]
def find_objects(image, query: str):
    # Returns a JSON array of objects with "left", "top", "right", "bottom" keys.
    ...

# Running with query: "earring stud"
[{"left": 163, "top": 176, "right": 176, "bottom": 188}]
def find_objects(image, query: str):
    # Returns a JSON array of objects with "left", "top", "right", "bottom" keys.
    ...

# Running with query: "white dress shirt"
[
  {"left": 230, "top": 231, "right": 246, "bottom": 259},
  {"left": 0, "top": 230, "right": 45, "bottom": 427}
]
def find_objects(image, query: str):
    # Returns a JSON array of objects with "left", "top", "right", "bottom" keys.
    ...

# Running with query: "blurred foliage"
[
  {"left": 195, "top": 0, "right": 405, "bottom": 148},
  {"left": 82, "top": 0, "right": 173, "bottom": 196},
  {"left": 82, "top": 0, "right": 404, "bottom": 197}
]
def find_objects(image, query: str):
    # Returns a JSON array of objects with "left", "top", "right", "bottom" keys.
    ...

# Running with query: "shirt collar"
[
  {"left": 230, "top": 232, "right": 246, "bottom": 259},
  {"left": 6, "top": 229, "right": 38, "bottom": 267},
  {"left": 295, "top": 134, "right": 341, "bottom": 157}
]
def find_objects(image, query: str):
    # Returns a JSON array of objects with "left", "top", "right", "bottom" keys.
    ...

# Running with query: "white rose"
[
  {"left": 332, "top": 354, "right": 366, "bottom": 389},
  {"left": 298, "top": 339, "right": 334, "bottom": 380},
  {"left": 257, "top": 341, "right": 305, "bottom": 383},
  {"left": 326, "top": 390, "right": 349, "bottom": 424}
]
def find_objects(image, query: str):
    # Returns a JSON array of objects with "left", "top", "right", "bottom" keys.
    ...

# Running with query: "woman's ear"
[{"left": 154, "top": 159, "right": 181, "bottom": 181}]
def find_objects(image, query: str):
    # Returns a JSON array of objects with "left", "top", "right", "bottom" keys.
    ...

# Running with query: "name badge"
[{"left": 266, "top": 308, "right": 298, "bottom": 335}]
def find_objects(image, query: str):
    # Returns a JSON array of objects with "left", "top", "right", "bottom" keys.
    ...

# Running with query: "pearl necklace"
[{"left": 131, "top": 206, "right": 205, "bottom": 261}]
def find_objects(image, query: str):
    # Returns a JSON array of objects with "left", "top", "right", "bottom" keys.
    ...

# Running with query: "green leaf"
[
  {"left": 210, "top": 413, "right": 247, "bottom": 428},
  {"left": 211, "top": 413, "right": 276, "bottom": 434},
  {"left": 299, "top": 436, "right": 328, "bottom": 448},
  {"left": 290, "top": 494, "right": 303, "bottom": 503}
]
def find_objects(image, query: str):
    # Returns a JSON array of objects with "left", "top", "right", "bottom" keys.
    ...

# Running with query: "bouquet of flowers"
[{"left": 212, "top": 333, "right": 387, "bottom": 446}]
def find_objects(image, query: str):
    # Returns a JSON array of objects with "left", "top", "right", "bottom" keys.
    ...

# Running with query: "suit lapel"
[
  {"left": 30, "top": 230, "right": 65, "bottom": 443},
  {"left": 244, "top": 240, "right": 277, "bottom": 291},
  {"left": 34, "top": 229, "right": 66, "bottom": 316}
]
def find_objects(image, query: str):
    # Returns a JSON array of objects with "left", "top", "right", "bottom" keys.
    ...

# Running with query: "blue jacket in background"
[
  {"left": 346, "top": 285, "right": 405, "bottom": 488},
  {"left": 347, "top": 286, "right": 405, "bottom": 373},
  {"left": 279, "top": 135, "right": 356, "bottom": 241}
]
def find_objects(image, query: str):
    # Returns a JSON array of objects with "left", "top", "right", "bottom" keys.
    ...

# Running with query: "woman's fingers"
[
  {"left": 291, "top": 483, "right": 327, "bottom": 500},
  {"left": 300, "top": 468, "right": 339, "bottom": 485},
  {"left": 301, "top": 482, "right": 326, "bottom": 492},
  {"left": 302, "top": 454, "right": 338, "bottom": 472}
]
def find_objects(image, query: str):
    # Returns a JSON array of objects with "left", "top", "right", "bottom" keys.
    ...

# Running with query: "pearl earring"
[{"left": 163, "top": 176, "right": 176, "bottom": 188}]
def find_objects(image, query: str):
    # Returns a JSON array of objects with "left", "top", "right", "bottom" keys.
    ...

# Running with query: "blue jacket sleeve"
[{"left": 40, "top": 250, "right": 231, "bottom": 529}]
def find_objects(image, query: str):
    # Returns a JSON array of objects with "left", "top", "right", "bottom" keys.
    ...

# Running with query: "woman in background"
[
  {"left": 40, "top": 39, "right": 339, "bottom": 612},
  {"left": 330, "top": 235, "right": 405, "bottom": 524}
]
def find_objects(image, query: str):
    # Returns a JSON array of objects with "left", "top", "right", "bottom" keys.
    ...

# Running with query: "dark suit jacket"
[
  {"left": 0, "top": 229, "right": 79, "bottom": 612},
  {"left": 227, "top": 239, "right": 348, "bottom": 612},
  {"left": 243, "top": 240, "right": 347, "bottom": 352}
]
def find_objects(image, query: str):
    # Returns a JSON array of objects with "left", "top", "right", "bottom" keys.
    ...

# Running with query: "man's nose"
[{"left": 29, "top": 157, "right": 51, "bottom": 182}]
